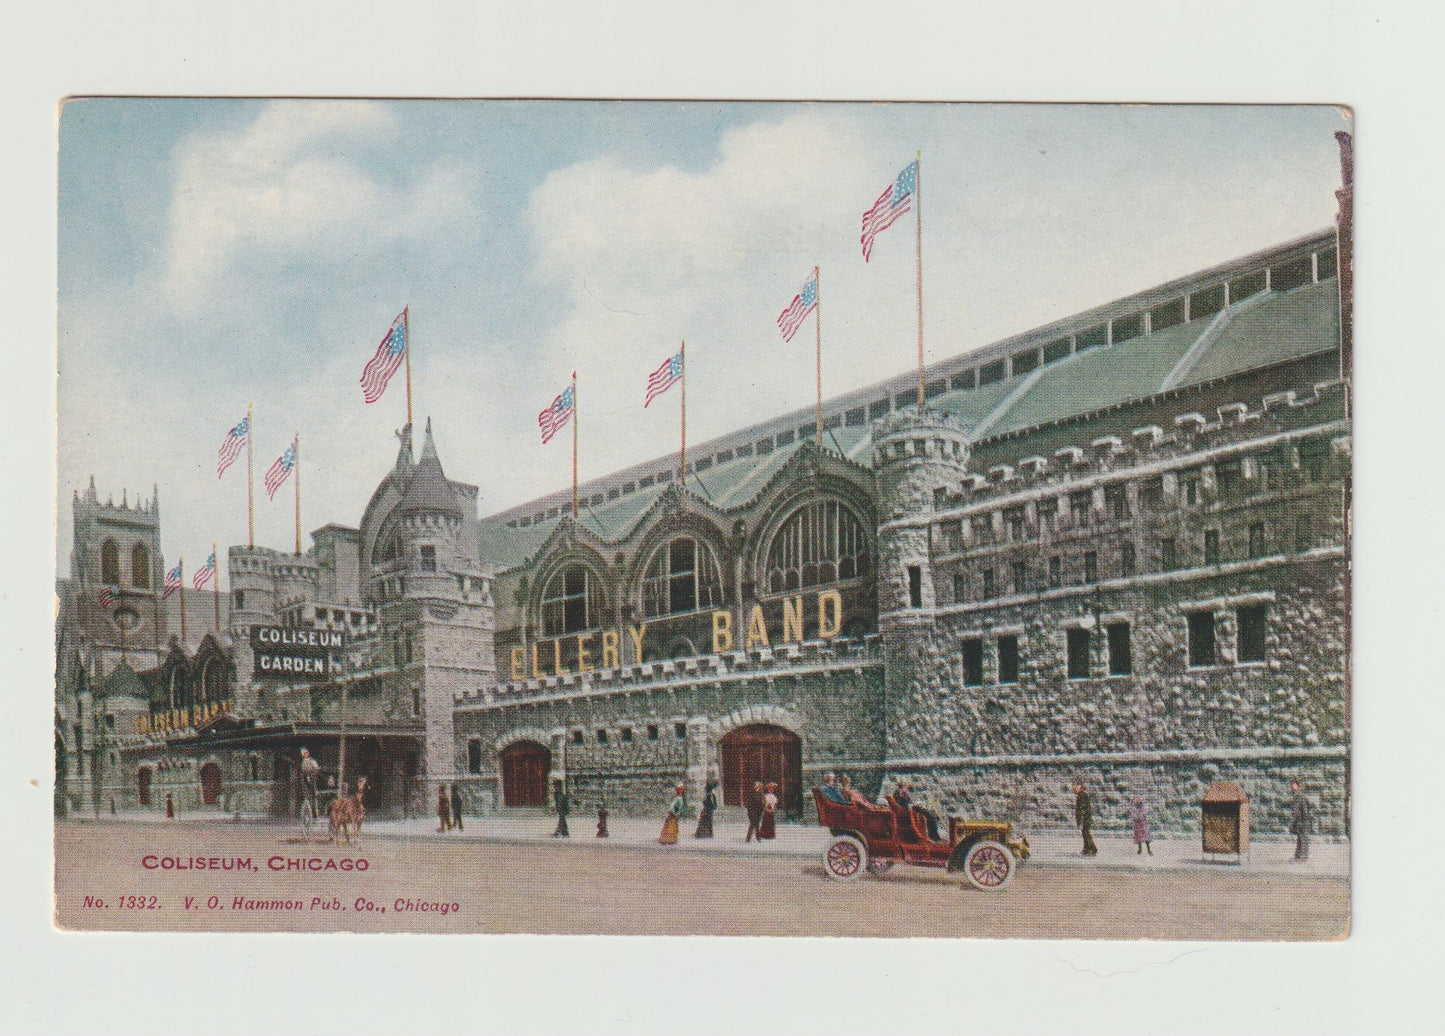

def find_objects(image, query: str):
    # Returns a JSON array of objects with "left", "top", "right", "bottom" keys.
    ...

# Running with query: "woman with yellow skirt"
[{"left": 659, "top": 783, "right": 685, "bottom": 844}]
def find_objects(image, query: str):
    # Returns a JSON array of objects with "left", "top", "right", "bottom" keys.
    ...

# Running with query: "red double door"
[{"left": 719, "top": 724, "right": 802, "bottom": 816}]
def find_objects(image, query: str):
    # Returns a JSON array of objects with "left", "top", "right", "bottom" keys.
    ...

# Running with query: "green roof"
[
  {"left": 479, "top": 276, "right": 1340, "bottom": 565},
  {"left": 1183, "top": 279, "right": 1339, "bottom": 385}
]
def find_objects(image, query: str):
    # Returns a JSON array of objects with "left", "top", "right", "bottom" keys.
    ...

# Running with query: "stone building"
[
  {"left": 58, "top": 203, "right": 1350, "bottom": 837},
  {"left": 453, "top": 227, "right": 1350, "bottom": 835}
]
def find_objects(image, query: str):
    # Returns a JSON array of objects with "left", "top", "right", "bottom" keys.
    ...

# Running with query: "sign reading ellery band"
[{"left": 250, "top": 625, "right": 346, "bottom": 679}]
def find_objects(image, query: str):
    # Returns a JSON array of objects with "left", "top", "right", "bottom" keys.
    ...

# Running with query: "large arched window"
[
  {"left": 541, "top": 564, "right": 607, "bottom": 637},
  {"left": 100, "top": 539, "right": 121, "bottom": 585},
  {"left": 131, "top": 544, "right": 151, "bottom": 588},
  {"left": 766, "top": 499, "right": 870, "bottom": 593},
  {"left": 642, "top": 537, "right": 724, "bottom": 618}
]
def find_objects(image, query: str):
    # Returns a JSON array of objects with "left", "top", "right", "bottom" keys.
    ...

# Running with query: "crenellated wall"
[{"left": 872, "top": 384, "right": 1350, "bottom": 836}]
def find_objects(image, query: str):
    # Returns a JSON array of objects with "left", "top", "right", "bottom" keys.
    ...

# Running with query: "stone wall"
[
  {"left": 453, "top": 643, "right": 887, "bottom": 816},
  {"left": 874, "top": 391, "right": 1350, "bottom": 837}
]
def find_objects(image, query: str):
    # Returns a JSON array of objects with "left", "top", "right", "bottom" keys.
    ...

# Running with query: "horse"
[{"left": 329, "top": 776, "right": 368, "bottom": 844}]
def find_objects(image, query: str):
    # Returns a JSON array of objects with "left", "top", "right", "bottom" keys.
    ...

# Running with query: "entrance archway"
[
  {"left": 719, "top": 724, "right": 802, "bottom": 816},
  {"left": 500, "top": 741, "right": 550, "bottom": 808},
  {"left": 138, "top": 766, "right": 152, "bottom": 807},
  {"left": 199, "top": 761, "right": 221, "bottom": 805}
]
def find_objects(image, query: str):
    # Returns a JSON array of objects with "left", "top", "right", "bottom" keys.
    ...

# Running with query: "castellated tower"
[
  {"left": 71, "top": 479, "right": 167, "bottom": 677},
  {"left": 227, "top": 546, "right": 321, "bottom": 715},
  {"left": 871, "top": 407, "right": 972, "bottom": 759},
  {"left": 872, "top": 407, "right": 972, "bottom": 612},
  {"left": 395, "top": 419, "right": 496, "bottom": 791}
]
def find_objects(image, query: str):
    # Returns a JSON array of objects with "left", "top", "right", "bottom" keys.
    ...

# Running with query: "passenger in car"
[
  {"left": 838, "top": 773, "right": 874, "bottom": 807},
  {"left": 820, "top": 772, "right": 849, "bottom": 805}
]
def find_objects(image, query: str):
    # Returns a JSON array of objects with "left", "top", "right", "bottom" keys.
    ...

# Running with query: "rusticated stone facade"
[
  {"left": 875, "top": 383, "right": 1349, "bottom": 835},
  {"left": 452, "top": 640, "right": 885, "bottom": 817}
]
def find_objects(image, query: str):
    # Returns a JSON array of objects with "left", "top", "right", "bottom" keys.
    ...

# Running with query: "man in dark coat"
[
  {"left": 1289, "top": 780, "right": 1310, "bottom": 861},
  {"left": 1074, "top": 781, "right": 1097, "bottom": 855},
  {"left": 744, "top": 780, "right": 764, "bottom": 843},
  {"left": 553, "top": 781, "right": 570, "bottom": 837},
  {"left": 450, "top": 784, "right": 464, "bottom": 832}
]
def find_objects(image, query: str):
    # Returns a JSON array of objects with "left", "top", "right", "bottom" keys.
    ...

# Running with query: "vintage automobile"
[{"left": 813, "top": 788, "right": 1030, "bottom": 890}]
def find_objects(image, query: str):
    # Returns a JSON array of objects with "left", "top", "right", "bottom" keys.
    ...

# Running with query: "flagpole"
[
  {"left": 814, "top": 265, "right": 823, "bottom": 446},
  {"left": 915, "top": 150, "right": 925, "bottom": 408},
  {"left": 246, "top": 403, "right": 254, "bottom": 548},
  {"left": 571, "top": 371, "right": 578, "bottom": 519},
  {"left": 404, "top": 307, "right": 413, "bottom": 429},
  {"left": 179, "top": 557, "right": 187, "bottom": 646},
  {"left": 212, "top": 541, "right": 220, "bottom": 634},
  {"left": 293, "top": 433, "right": 301, "bottom": 556},
  {"left": 679, "top": 341, "right": 687, "bottom": 491}
]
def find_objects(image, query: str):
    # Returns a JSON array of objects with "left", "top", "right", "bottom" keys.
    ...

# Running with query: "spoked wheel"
[
  {"left": 961, "top": 840, "right": 1014, "bottom": 891},
  {"left": 822, "top": 835, "right": 868, "bottom": 881}
]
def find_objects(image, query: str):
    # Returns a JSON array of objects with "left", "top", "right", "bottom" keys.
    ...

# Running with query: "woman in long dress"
[
  {"left": 1131, "top": 795, "right": 1152, "bottom": 855},
  {"left": 693, "top": 779, "right": 717, "bottom": 838},
  {"left": 758, "top": 782, "right": 779, "bottom": 840},
  {"left": 659, "top": 784, "right": 685, "bottom": 844}
]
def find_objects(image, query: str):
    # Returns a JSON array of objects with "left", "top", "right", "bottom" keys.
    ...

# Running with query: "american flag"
[
  {"left": 777, "top": 268, "right": 819, "bottom": 342},
  {"left": 537, "top": 385, "right": 575, "bottom": 444},
  {"left": 861, "top": 160, "right": 917, "bottom": 262},
  {"left": 359, "top": 309, "right": 408, "bottom": 404},
  {"left": 217, "top": 415, "right": 249, "bottom": 478},
  {"left": 163, "top": 561, "right": 183, "bottom": 599},
  {"left": 193, "top": 549, "right": 216, "bottom": 591},
  {"left": 645, "top": 351, "right": 683, "bottom": 408},
  {"left": 265, "top": 441, "right": 297, "bottom": 499},
  {"left": 98, "top": 586, "right": 115, "bottom": 608}
]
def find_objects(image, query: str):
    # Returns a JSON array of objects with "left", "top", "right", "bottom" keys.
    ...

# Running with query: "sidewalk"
[
  {"left": 66, "top": 810, "right": 1349, "bottom": 878},
  {"left": 361, "top": 813, "right": 1350, "bottom": 878}
]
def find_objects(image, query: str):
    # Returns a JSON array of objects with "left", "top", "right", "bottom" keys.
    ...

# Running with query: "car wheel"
[
  {"left": 822, "top": 835, "right": 868, "bottom": 881},
  {"left": 962, "top": 839, "right": 1014, "bottom": 891}
]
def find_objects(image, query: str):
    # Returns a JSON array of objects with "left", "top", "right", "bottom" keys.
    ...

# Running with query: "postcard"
[{"left": 54, "top": 99, "right": 1351, "bottom": 937}]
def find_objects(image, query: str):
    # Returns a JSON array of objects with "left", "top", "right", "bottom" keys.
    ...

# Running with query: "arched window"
[
  {"left": 642, "top": 537, "right": 723, "bottom": 617},
  {"left": 540, "top": 564, "right": 606, "bottom": 637},
  {"left": 766, "top": 499, "right": 870, "bottom": 593},
  {"left": 131, "top": 544, "right": 151, "bottom": 588},
  {"left": 100, "top": 539, "right": 121, "bottom": 585}
]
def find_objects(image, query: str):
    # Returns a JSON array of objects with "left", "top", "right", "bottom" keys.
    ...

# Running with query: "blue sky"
[{"left": 57, "top": 100, "right": 1349, "bottom": 579}]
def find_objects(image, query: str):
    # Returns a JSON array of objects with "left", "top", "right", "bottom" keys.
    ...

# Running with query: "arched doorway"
[
  {"left": 199, "top": 761, "right": 221, "bottom": 805},
  {"left": 500, "top": 741, "right": 550, "bottom": 808},
  {"left": 719, "top": 724, "right": 803, "bottom": 816},
  {"left": 138, "top": 766, "right": 152, "bottom": 807}
]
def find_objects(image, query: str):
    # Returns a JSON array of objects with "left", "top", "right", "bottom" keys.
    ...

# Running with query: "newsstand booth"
[{"left": 1201, "top": 781, "right": 1250, "bottom": 862}]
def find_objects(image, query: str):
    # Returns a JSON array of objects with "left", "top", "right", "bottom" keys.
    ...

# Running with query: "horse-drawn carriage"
[{"left": 813, "top": 789, "right": 1030, "bottom": 890}]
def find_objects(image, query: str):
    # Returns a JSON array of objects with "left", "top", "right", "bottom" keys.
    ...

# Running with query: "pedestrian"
[
  {"left": 660, "top": 784, "right": 685, "bottom": 844},
  {"left": 1289, "top": 780, "right": 1310, "bottom": 861},
  {"left": 553, "top": 781, "right": 570, "bottom": 837},
  {"left": 1074, "top": 781, "right": 1097, "bottom": 856},
  {"left": 437, "top": 784, "right": 452, "bottom": 832},
  {"left": 694, "top": 778, "right": 718, "bottom": 838},
  {"left": 450, "top": 783, "right": 464, "bottom": 832},
  {"left": 743, "top": 780, "right": 764, "bottom": 842},
  {"left": 1131, "top": 795, "right": 1152, "bottom": 855},
  {"left": 759, "top": 782, "right": 779, "bottom": 841},
  {"left": 596, "top": 799, "right": 609, "bottom": 838}
]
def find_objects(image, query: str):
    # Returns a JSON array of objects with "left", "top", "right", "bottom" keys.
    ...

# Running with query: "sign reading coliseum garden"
[{"left": 250, "top": 625, "right": 347, "bottom": 679}]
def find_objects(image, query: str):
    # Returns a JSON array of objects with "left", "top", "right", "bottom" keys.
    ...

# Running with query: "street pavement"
[{"left": 79, "top": 806, "right": 1348, "bottom": 878}]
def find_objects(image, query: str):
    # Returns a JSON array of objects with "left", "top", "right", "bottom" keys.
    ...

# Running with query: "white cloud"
[{"left": 160, "top": 101, "right": 477, "bottom": 314}]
